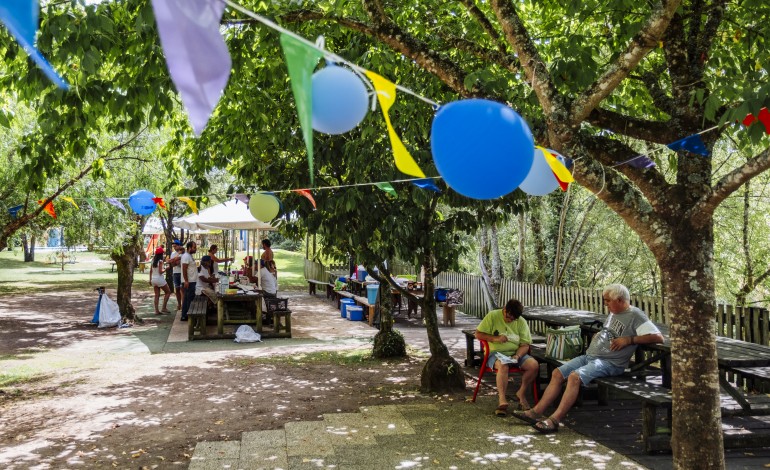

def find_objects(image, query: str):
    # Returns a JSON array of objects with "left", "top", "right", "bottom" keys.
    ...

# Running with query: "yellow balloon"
[{"left": 249, "top": 193, "right": 280, "bottom": 221}]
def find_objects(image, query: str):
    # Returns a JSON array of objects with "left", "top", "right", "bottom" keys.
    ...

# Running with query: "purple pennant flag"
[
  {"left": 151, "top": 0, "right": 231, "bottom": 136},
  {"left": 626, "top": 155, "right": 657, "bottom": 169},
  {"left": 0, "top": 0, "right": 68, "bottom": 88},
  {"left": 233, "top": 194, "right": 250, "bottom": 205},
  {"left": 667, "top": 134, "right": 710, "bottom": 157},
  {"left": 105, "top": 198, "right": 127, "bottom": 213}
]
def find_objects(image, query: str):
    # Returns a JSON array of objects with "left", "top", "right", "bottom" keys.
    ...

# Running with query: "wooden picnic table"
[{"left": 202, "top": 287, "right": 263, "bottom": 335}]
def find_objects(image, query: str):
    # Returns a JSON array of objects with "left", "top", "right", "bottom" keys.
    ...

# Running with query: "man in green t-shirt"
[{"left": 475, "top": 299, "right": 539, "bottom": 417}]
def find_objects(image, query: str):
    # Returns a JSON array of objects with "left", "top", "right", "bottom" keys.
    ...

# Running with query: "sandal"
[
  {"left": 494, "top": 404, "right": 509, "bottom": 417},
  {"left": 515, "top": 397, "right": 531, "bottom": 411},
  {"left": 512, "top": 409, "right": 543, "bottom": 425},
  {"left": 532, "top": 417, "right": 560, "bottom": 434}
]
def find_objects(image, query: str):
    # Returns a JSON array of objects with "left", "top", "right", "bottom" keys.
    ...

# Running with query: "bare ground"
[{"left": 0, "top": 290, "right": 445, "bottom": 469}]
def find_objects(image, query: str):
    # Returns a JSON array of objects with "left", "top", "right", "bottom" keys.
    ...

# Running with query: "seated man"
[
  {"left": 246, "top": 259, "right": 277, "bottom": 297},
  {"left": 514, "top": 283, "right": 664, "bottom": 433},
  {"left": 196, "top": 255, "right": 218, "bottom": 295},
  {"left": 475, "top": 299, "right": 540, "bottom": 417}
]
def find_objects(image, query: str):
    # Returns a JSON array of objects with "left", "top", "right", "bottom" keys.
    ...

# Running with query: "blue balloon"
[
  {"left": 519, "top": 148, "right": 566, "bottom": 196},
  {"left": 312, "top": 65, "right": 369, "bottom": 134},
  {"left": 431, "top": 99, "right": 534, "bottom": 199},
  {"left": 128, "top": 189, "right": 157, "bottom": 215}
]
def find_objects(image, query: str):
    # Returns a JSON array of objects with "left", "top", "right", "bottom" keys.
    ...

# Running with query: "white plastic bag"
[
  {"left": 234, "top": 325, "right": 261, "bottom": 343},
  {"left": 98, "top": 292, "right": 121, "bottom": 328}
]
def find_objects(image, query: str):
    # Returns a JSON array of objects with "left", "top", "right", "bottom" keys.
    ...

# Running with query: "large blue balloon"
[
  {"left": 312, "top": 65, "right": 369, "bottom": 134},
  {"left": 519, "top": 148, "right": 567, "bottom": 196},
  {"left": 431, "top": 99, "right": 534, "bottom": 199},
  {"left": 128, "top": 189, "right": 157, "bottom": 215}
]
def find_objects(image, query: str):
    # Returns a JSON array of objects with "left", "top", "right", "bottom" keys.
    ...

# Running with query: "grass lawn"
[{"left": 0, "top": 248, "right": 306, "bottom": 296}]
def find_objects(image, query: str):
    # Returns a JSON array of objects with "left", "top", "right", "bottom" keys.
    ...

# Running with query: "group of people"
[
  {"left": 476, "top": 283, "right": 663, "bottom": 434},
  {"left": 147, "top": 238, "right": 277, "bottom": 322}
]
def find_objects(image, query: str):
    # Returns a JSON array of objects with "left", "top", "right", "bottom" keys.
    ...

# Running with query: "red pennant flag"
[
  {"left": 152, "top": 197, "right": 166, "bottom": 209},
  {"left": 37, "top": 199, "right": 57, "bottom": 219},
  {"left": 292, "top": 189, "right": 316, "bottom": 209},
  {"left": 742, "top": 107, "right": 770, "bottom": 134}
]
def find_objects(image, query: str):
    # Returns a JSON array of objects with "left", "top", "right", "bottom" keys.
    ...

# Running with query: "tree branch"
[
  {"left": 688, "top": 146, "right": 770, "bottom": 228},
  {"left": 570, "top": 0, "right": 682, "bottom": 124},
  {"left": 456, "top": 0, "right": 508, "bottom": 54},
  {"left": 587, "top": 108, "right": 678, "bottom": 144},
  {"left": 446, "top": 36, "right": 519, "bottom": 74}
]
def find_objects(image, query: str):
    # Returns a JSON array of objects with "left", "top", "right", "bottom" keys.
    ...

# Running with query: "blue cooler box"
[
  {"left": 347, "top": 305, "right": 364, "bottom": 321},
  {"left": 435, "top": 288, "right": 448, "bottom": 302},
  {"left": 340, "top": 298, "right": 356, "bottom": 318},
  {"left": 357, "top": 269, "right": 367, "bottom": 281},
  {"left": 366, "top": 284, "right": 379, "bottom": 304}
]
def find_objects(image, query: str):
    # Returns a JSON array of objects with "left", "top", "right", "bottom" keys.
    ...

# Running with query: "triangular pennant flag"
[
  {"left": 0, "top": 1, "right": 68, "bottom": 88},
  {"left": 375, "top": 182, "right": 398, "bottom": 197},
  {"left": 626, "top": 155, "right": 656, "bottom": 169},
  {"left": 61, "top": 196, "right": 79, "bottom": 210},
  {"left": 105, "top": 197, "right": 127, "bottom": 213},
  {"left": 539, "top": 147, "right": 574, "bottom": 186},
  {"left": 233, "top": 194, "right": 250, "bottom": 205},
  {"left": 667, "top": 134, "right": 710, "bottom": 156},
  {"left": 8, "top": 204, "right": 23, "bottom": 219},
  {"left": 364, "top": 71, "right": 426, "bottom": 178},
  {"left": 292, "top": 189, "right": 316, "bottom": 209},
  {"left": 151, "top": 0, "right": 231, "bottom": 136},
  {"left": 152, "top": 197, "right": 166, "bottom": 209},
  {"left": 37, "top": 199, "right": 56, "bottom": 219},
  {"left": 412, "top": 178, "right": 441, "bottom": 192},
  {"left": 280, "top": 33, "right": 323, "bottom": 186},
  {"left": 85, "top": 197, "right": 97, "bottom": 211},
  {"left": 742, "top": 107, "right": 770, "bottom": 134},
  {"left": 177, "top": 196, "right": 198, "bottom": 214}
]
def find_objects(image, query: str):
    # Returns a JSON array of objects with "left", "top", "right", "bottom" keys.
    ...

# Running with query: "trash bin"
[{"left": 366, "top": 284, "right": 379, "bottom": 304}]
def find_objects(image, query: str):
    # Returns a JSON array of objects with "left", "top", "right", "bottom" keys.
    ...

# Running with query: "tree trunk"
[
  {"left": 21, "top": 234, "right": 36, "bottom": 262},
  {"left": 110, "top": 227, "right": 142, "bottom": 323},
  {"left": 370, "top": 264, "right": 406, "bottom": 358},
  {"left": 659, "top": 227, "right": 724, "bottom": 468},
  {"left": 529, "top": 200, "right": 547, "bottom": 284},
  {"left": 514, "top": 212, "right": 526, "bottom": 281}
]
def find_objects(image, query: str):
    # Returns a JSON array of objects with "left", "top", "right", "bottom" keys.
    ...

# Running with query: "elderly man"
[
  {"left": 513, "top": 284, "right": 664, "bottom": 433},
  {"left": 475, "top": 299, "right": 540, "bottom": 417}
]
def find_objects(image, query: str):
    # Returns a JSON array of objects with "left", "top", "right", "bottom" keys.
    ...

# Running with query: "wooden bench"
[
  {"left": 352, "top": 295, "right": 376, "bottom": 326},
  {"left": 733, "top": 366, "right": 770, "bottom": 393},
  {"left": 262, "top": 297, "right": 291, "bottom": 338},
  {"left": 187, "top": 296, "right": 209, "bottom": 341},
  {"left": 334, "top": 290, "right": 355, "bottom": 308},
  {"left": 307, "top": 279, "right": 332, "bottom": 298}
]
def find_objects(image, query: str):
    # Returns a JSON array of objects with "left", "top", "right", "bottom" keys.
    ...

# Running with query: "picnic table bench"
[
  {"left": 307, "top": 279, "right": 333, "bottom": 298},
  {"left": 333, "top": 290, "right": 376, "bottom": 326},
  {"left": 187, "top": 296, "right": 209, "bottom": 341}
]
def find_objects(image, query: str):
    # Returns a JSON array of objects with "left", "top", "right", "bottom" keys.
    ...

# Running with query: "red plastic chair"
[{"left": 471, "top": 339, "right": 540, "bottom": 404}]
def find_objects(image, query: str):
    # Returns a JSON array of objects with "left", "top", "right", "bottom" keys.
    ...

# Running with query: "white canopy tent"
[{"left": 142, "top": 216, "right": 214, "bottom": 235}]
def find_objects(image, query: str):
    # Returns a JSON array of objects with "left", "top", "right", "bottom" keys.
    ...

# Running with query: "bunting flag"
[
  {"left": 105, "top": 197, "right": 127, "bottom": 213},
  {"left": 37, "top": 199, "right": 56, "bottom": 219},
  {"left": 742, "top": 107, "right": 770, "bottom": 134},
  {"left": 8, "top": 204, "right": 23, "bottom": 219},
  {"left": 292, "top": 189, "right": 316, "bottom": 209},
  {"left": 177, "top": 196, "right": 198, "bottom": 214},
  {"left": 364, "top": 71, "right": 426, "bottom": 178},
  {"left": 539, "top": 147, "right": 574, "bottom": 189},
  {"left": 151, "top": 0, "right": 231, "bottom": 136},
  {"left": 60, "top": 196, "right": 79, "bottom": 210},
  {"left": 233, "top": 193, "right": 250, "bottom": 205},
  {"left": 667, "top": 134, "right": 710, "bottom": 156},
  {"left": 412, "top": 179, "right": 441, "bottom": 192},
  {"left": 375, "top": 182, "right": 397, "bottom": 197},
  {"left": 627, "top": 155, "right": 657, "bottom": 169},
  {"left": 0, "top": 1, "right": 68, "bottom": 88},
  {"left": 152, "top": 197, "right": 166, "bottom": 209},
  {"left": 85, "top": 197, "right": 97, "bottom": 211},
  {"left": 280, "top": 33, "right": 323, "bottom": 186}
]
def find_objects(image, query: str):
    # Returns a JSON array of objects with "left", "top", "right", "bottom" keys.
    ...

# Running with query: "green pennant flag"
[
  {"left": 375, "top": 182, "right": 398, "bottom": 197},
  {"left": 85, "top": 197, "right": 97, "bottom": 210},
  {"left": 280, "top": 33, "right": 323, "bottom": 186}
]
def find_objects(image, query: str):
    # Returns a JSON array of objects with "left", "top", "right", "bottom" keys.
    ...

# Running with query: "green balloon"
[{"left": 249, "top": 193, "right": 280, "bottom": 221}]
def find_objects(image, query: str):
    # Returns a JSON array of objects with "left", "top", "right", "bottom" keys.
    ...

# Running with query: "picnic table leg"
[
  {"left": 256, "top": 298, "right": 263, "bottom": 333},
  {"left": 465, "top": 334, "right": 476, "bottom": 367},
  {"left": 217, "top": 299, "right": 225, "bottom": 335}
]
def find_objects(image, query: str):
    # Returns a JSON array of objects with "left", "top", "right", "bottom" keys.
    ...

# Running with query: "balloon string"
[{"left": 220, "top": 0, "right": 440, "bottom": 109}]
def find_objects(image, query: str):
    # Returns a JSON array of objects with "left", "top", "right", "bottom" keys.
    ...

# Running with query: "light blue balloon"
[
  {"left": 128, "top": 189, "right": 157, "bottom": 216},
  {"left": 431, "top": 99, "right": 534, "bottom": 200},
  {"left": 312, "top": 65, "right": 369, "bottom": 134},
  {"left": 519, "top": 148, "right": 566, "bottom": 196}
]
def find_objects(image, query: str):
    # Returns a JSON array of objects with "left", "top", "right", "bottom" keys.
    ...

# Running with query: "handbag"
[{"left": 545, "top": 325, "right": 583, "bottom": 360}]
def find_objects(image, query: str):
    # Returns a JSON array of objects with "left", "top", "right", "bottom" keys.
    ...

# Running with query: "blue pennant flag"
[
  {"left": 667, "top": 134, "right": 710, "bottom": 157},
  {"left": 0, "top": 1, "right": 68, "bottom": 89},
  {"left": 412, "top": 178, "right": 441, "bottom": 192},
  {"left": 8, "top": 204, "right": 24, "bottom": 219}
]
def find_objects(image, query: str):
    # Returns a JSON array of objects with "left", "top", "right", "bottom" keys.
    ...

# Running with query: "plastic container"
[
  {"left": 357, "top": 269, "right": 367, "bottom": 281},
  {"left": 366, "top": 284, "right": 379, "bottom": 304},
  {"left": 347, "top": 305, "right": 364, "bottom": 321},
  {"left": 340, "top": 298, "right": 356, "bottom": 318},
  {"left": 435, "top": 288, "right": 448, "bottom": 302}
]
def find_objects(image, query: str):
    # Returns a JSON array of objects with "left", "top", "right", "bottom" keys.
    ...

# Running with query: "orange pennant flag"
[
  {"left": 37, "top": 199, "right": 57, "bottom": 219},
  {"left": 152, "top": 197, "right": 166, "bottom": 209},
  {"left": 292, "top": 189, "right": 316, "bottom": 209}
]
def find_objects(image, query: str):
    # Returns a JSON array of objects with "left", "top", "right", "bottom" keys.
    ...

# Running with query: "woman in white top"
[{"left": 149, "top": 247, "right": 171, "bottom": 315}]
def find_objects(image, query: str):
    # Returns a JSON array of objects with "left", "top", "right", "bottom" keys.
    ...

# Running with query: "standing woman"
[
  {"left": 261, "top": 239, "right": 277, "bottom": 276},
  {"left": 208, "top": 244, "right": 233, "bottom": 276},
  {"left": 150, "top": 247, "right": 171, "bottom": 315}
]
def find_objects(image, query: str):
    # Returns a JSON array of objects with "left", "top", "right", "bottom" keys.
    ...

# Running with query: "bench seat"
[
  {"left": 307, "top": 279, "right": 332, "bottom": 298},
  {"left": 187, "top": 296, "right": 209, "bottom": 341}
]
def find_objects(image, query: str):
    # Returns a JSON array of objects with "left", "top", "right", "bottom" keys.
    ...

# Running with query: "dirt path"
[{"left": 0, "top": 290, "right": 440, "bottom": 469}]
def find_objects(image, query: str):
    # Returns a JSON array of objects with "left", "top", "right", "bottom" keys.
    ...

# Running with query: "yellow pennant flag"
[
  {"left": 364, "top": 71, "right": 425, "bottom": 178},
  {"left": 177, "top": 196, "right": 198, "bottom": 214},
  {"left": 539, "top": 146, "right": 574, "bottom": 184},
  {"left": 61, "top": 196, "right": 79, "bottom": 210}
]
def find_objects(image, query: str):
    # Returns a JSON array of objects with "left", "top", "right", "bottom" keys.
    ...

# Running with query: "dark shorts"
[{"left": 173, "top": 273, "right": 182, "bottom": 288}]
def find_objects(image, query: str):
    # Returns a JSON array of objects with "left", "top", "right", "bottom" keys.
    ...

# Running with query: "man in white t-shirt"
[
  {"left": 167, "top": 239, "right": 184, "bottom": 311},
  {"left": 196, "top": 255, "right": 217, "bottom": 295},
  {"left": 180, "top": 241, "right": 198, "bottom": 321},
  {"left": 259, "top": 259, "right": 277, "bottom": 297}
]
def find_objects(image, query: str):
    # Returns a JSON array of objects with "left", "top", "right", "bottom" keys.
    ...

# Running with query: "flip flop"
[
  {"left": 512, "top": 409, "right": 543, "bottom": 425},
  {"left": 532, "top": 417, "right": 560, "bottom": 434},
  {"left": 494, "top": 404, "right": 509, "bottom": 417},
  {"left": 160, "top": 310, "right": 171, "bottom": 314}
]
